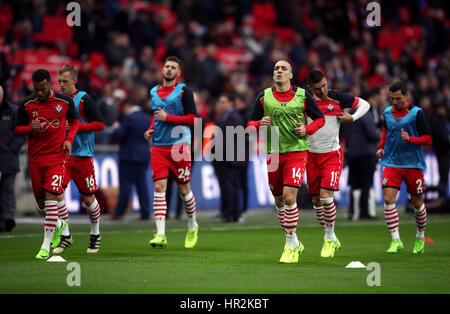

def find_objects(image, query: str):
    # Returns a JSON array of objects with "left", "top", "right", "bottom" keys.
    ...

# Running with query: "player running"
[
  {"left": 376, "top": 81, "right": 432, "bottom": 254},
  {"left": 53, "top": 64, "right": 105, "bottom": 254},
  {"left": 247, "top": 60, "right": 325, "bottom": 263},
  {"left": 305, "top": 70, "right": 370, "bottom": 258},
  {"left": 15, "top": 69, "right": 79, "bottom": 260},
  {"left": 144, "top": 56, "right": 199, "bottom": 249}
]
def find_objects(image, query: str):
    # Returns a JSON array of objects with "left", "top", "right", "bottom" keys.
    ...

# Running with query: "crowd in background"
[
  {"left": 1, "top": 0, "right": 448, "bottom": 123},
  {"left": 0, "top": 0, "right": 449, "bottom": 218}
]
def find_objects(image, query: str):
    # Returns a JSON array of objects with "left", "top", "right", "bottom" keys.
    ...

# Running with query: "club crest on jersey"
[
  {"left": 55, "top": 105, "right": 62, "bottom": 113},
  {"left": 327, "top": 104, "right": 334, "bottom": 111}
]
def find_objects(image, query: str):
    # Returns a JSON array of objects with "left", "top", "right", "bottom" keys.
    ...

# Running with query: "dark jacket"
[
  {"left": 343, "top": 109, "right": 379, "bottom": 161},
  {"left": 429, "top": 113, "right": 450, "bottom": 156},
  {"left": 0, "top": 101, "right": 26, "bottom": 174},
  {"left": 112, "top": 107, "right": 151, "bottom": 163},
  {"left": 213, "top": 108, "right": 247, "bottom": 167}
]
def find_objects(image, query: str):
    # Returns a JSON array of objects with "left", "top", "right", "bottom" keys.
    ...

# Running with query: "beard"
[{"left": 163, "top": 74, "right": 176, "bottom": 82}]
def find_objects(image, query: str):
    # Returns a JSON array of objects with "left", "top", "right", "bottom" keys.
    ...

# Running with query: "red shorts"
[
  {"left": 306, "top": 148, "right": 344, "bottom": 195},
  {"left": 382, "top": 166, "right": 425, "bottom": 195},
  {"left": 267, "top": 151, "right": 308, "bottom": 196},
  {"left": 29, "top": 156, "right": 66, "bottom": 199},
  {"left": 62, "top": 156, "right": 97, "bottom": 195},
  {"left": 151, "top": 144, "right": 192, "bottom": 184}
]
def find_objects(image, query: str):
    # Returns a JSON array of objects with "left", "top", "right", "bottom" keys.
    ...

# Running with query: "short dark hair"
[
  {"left": 389, "top": 81, "right": 408, "bottom": 95},
  {"left": 32, "top": 69, "right": 51, "bottom": 82},
  {"left": 164, "top": 56, "right": 182, "bottom": 68},
  {"left": 306, "top": 70, "right": 325, "bottom": 85}
]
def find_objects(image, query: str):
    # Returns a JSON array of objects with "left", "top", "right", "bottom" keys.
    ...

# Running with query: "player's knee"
[
  {"left": 282, "top": 194, "right": 296, "bottom": 206},
  {"left": 383, "top": 196, "right": 396, "bottom": 205},
  {"left": 274, "top": 197, "right": 284, "bottom": 208},
  {"left": 311, "top": 197, "right": 322, "bottom": 207},
  {"left": 177, "top": 184, "right": 191, "bottom": 197},
  {"left": 154, "top": 182, "right": 166, "bottom": 193},
  {"left": 82, "top": 194, "right": 96, "bottom": 207},
  {"left": 411, "top": 197, "right": 423, "bottom": 209}
]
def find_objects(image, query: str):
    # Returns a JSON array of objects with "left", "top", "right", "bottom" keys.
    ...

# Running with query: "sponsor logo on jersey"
[{"left": 36, "top": 117, "right": 60, "bottom": 132}]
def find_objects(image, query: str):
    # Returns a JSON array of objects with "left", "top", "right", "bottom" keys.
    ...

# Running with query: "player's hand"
[
  {"left": 401, "top": 128, "right": 410, "bottom": 142},
  {"left": 144, "top": 129, "right": 154, "bottom": 141},
  {"left": 63, "top": 141, "right": 72, "bottom": 156},
  {"left": 112, "top": 121, "right": 120, "bottom": 129},
  {"left": 376, "top": 149, "right": 384, "bottom": 159},
  {"left": 337, "top": 112, "right": 354, "bottom": 123},
  {"left": 261, "top": 116, "right": 271, "bottom": 126},
  {"left": 155, "top": 107, "right": 167, "bottom": 121},
  {"left": 294, "top": 122, "right": 307, "bottom": 137},
  {"left": 31, "top": 119, "right": 40, "bottom": 131}
]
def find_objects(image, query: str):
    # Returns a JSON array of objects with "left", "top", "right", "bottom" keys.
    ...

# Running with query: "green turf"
[{"left": 1, "top": 209, "right": 449, "bottom": 294}]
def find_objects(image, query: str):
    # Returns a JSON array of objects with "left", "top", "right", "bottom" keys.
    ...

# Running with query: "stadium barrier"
[{"left": 60, "top": 151, "right": 448, "bottom": 213}]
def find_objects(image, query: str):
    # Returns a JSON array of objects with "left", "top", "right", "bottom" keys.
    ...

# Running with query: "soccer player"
[
  {"left": 247, "top": 60, "right": 325, "bottom": 263},
  {"left": 14, "top": 69, "right": 79, "bottom": 260},
  {"left": 144, "top": 56, "right": 199, "bottom": 249},
  {"left": 54, "top": 64, "right": 105, "bottom": 254},
  {"left": 376, "top": 81, "right": 432, "bottom": 254},
  {"left": 305, "top": 70, "right": 370, "bottom": 258}
]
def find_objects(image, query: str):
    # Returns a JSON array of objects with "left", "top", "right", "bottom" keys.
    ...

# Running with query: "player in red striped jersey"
[
  {"left": 305, "top": 70, "right": 371, "bottom": 258},
  {"left": 53, "top": 64, "right": 105, "bottom": 254},
  {"left": 376, "top": 81, "right": 432, "bottom": 254},
  {"left": 15, "top": 69, "right": 79, "bottom": 260},
  {"left": 144, "top": 56, "right": 199, "bottom": 249}
]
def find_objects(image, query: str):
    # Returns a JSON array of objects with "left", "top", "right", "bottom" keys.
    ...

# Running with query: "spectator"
[
  {"left": 212, "top": 94, "right": 246, "bottom": 223},
  {"left": 343, "top": 88, "right": 381, "bottom": 220},
  {"left": 97, "top": 83, "right": 119, "bottom": 144},
  {"left": 233, "top": 93, "right": 251, "bottom": 223},
  {"left": 0, "top": 85, "right": 26, "bottom": 232},
  {"left": 111, "top": 100, "right": 151, "bottom": 220},
  {"left": 429, "top": 104, "right": 450, "bottom": 200}
]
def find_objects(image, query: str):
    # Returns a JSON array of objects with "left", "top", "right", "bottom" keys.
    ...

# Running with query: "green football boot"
[
  {"left": 280, "top": 242, "right": 304, "bottom": 264},
  {"left": 321, "top": 238, "right": 341, "bottom": 258},
  {"left": 386, "top": 240, "right": 404, "bottom": 254},
  {"left": 149, "top": 233, "right": 167, "bottom": 248},
  {"left": 50, "top": 219, "right": 67, "bottom": 249},
  {"left": 413, "top": 238, "right": 425, "bottom": 254},
  {"left": 184, "top": 223, "right": 199, "bottom": 248},
  {"left": 35, "top": 248, "right": 50, "bottom": 260}
]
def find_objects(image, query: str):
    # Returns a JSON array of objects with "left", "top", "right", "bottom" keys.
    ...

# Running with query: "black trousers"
[
  {"left": 436, "top": 153, "right": 449, "bottom": 198},
  {"left": 347, "top": 157, "right": 377, "bottom": 218},
  {"left": 115, "top": 161, "right": 150, "bottom": 218},
  {"left": 0, "top": 173, "right": 17, "bottom": 221},
  {"left": 214, "top": 163, "right": 242, "bottom": 222}
]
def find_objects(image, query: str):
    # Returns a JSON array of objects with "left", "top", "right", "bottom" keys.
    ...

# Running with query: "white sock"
[
  {"left": 86, "top": 199, "right": 101, "bottom": 235},
  {"left": 285, "top": 233, "right": 299, "bottom": 249},
  {"left": 42, "top": 200, "right": 58, "bottom": 251},
  {"left": 57, "top": 200, "right": 70, "bottom": 236},
  {"left": 180, "top": 191, "right": 197, "bottom": 230},
  {"left": 153, "top": 192, "right": 167, "bottom": 236},
  {"left": 284, "top": 203, "right": 299, "bottom": 249},
  {"left": 321, "top": 197, "right": 337, "bottom": 242}
]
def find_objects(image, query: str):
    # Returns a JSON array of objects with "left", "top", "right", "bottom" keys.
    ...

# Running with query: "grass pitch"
[{"left": 1, "top": 208, "right": 449, "bottom": 294}]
